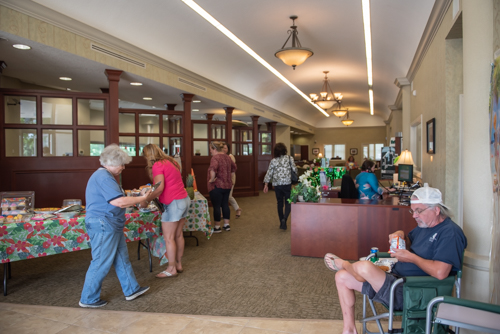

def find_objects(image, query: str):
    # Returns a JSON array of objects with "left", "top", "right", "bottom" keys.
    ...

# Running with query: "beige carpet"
[{"left": 1, "top": 190, "right": 376, "bottom": 320}]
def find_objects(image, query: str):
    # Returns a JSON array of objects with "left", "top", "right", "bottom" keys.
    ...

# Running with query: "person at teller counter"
[
  {"left": 323, "top": 186, "right": 467, "bottom": 334},
  {"left": 355, "top": 160, "right": 390, "bottom": 200},
  {"left": 141, "top": 144, "right": 190, "bottom": 278},
  {"left": 345, "top": 155, "right": 358, "bottom": 171},
  {"left": 80, "top": 144, "right": 153, "bottom": 308}
]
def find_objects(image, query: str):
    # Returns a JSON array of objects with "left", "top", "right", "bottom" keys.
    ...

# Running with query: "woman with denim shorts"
[
  {"left": 80, "top": 144, "right": 152, "bottom": 308},
  {"left": 141, "top": 144, "right": 190, "bottom": 278}
]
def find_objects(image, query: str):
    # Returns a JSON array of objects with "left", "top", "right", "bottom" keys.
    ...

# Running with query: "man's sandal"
[{"left": 324, "top": 253, "right": 341, "bottom": 272}]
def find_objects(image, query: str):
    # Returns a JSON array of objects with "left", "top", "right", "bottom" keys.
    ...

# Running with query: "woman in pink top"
[{"left": 141, "top": 144, "right": 189, "bottom": 278}]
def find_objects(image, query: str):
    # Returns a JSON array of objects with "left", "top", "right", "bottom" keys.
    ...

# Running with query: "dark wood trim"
[
  {"left": 251, "top": 116, "right": 259, "bottom": 194},
  {"left": 105, "top": 69, "right": 122, "bottom": 145},
  {"left": 224, "top": 107, "right": 234, "bottom": 149},
  {"left": 181, "top": 93, "right": 194, "bottom": 178}
]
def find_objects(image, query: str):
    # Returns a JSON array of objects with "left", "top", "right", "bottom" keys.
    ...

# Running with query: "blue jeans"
[{"left": 80, "top": 217, "right": 140, "bottom": 304}]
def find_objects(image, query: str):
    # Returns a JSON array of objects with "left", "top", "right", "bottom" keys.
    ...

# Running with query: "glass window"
[
  {"left": 324, "top": 145, "right": 332, "bottom": 159},
  {"left": 42, "top": 129, "right": 73, "bottom": 156},
  {"left": 242, "top": 143, "right": 253, "bottom": 155},
  {"left": 211, "top": 124, "right": 226, "bottom": 139},
  {"left": 139, "top": 137, "right": 160, "bottom": 154},
  {"left": 119, "top": 136, "right": 136, "bottom": 156},
  {"left": 232, "top": 129, "right": 236, "bottom": 141},
  {"left": 232, "top": 143, "right": 237, "bottom": 156},
  {"left": 363, "top": 145, "right": 369, "bottom": 159},
  {"left": 78, "top": 130, "right": 105, "bottom": 156},
  {"left": 42, "top": 97, "right": 72, "bottom": 125},
  {"left": 119, "top": 113, "right": 135, "bottom": 133},
  {"left": 5, "top": 96, "right": 36, "bottom": 124},
  {"left": 193, "top": 123, "right": 208, "bottom": 139},
  {"left": 242, "top": 130, "right": 252, "bottom": 142},
  {"left": 260, "top": 133, "right": 271, "bottom": 143},
  {"left": 260, "top": 144, "right": 271, "bottom": 155},
  {"left": 78, "top": 99, "right": 105, "bottom": 125},
  {"left": 165, "top": 137, "right": 182, "bottom": 156},
  {"left": 333, "top": 144, "right": 346, "bottom": 159},
  {"left": 5, "top": 129, "right": 37, "bottom": 157},
  {"left": 375, "top": 143, "right": 384, "bottom": 161},
  {"left": 139, "top": 114, "right": 159, "bottom": 134},
  {"left": 162, "top": 115, "right": 182, "bottom": 134},
  {"left": 194, "top": 141, "right": 209, "bottom": 156}
]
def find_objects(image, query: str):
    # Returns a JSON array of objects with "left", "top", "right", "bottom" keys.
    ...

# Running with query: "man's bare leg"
[{"left": 332, "top": 258, "right": 390, "bottom": 334}]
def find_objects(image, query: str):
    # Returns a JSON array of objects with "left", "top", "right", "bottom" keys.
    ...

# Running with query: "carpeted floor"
[{"left": 2, "top": 191, "right": 375, "bottom": 320}]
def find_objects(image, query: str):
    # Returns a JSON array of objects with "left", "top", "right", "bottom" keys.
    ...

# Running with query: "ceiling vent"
[
  {"left": 91, "top": 43, "right": 146, "bottom": 68},
  {"left": 253, "top": 107, "right": 265, "bottom": 113},
  {"left": 178, "top": 77, "right": 207, "bottom": 92}
]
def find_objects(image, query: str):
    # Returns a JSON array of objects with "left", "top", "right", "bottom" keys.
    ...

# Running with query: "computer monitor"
[{"left": 398, "top": 164, "right": 413, "bottom": 183}]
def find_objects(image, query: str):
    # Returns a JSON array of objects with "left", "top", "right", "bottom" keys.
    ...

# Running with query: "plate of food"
[{"left": 34, "top": 207, "right": 60, "bottom": 214}]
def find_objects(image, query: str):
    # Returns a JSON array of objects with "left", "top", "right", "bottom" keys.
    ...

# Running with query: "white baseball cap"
[{"left": 410, "top": 185, "right": 449, "bottom": 209}]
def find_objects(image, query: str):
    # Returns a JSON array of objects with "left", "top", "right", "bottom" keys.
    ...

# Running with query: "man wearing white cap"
[{"left": 323, "top": 185, "right": 467, "bottom": 334}]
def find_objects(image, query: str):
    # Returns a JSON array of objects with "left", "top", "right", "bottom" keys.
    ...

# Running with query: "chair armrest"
[
  {"left": 441, "top": 296, "right": 500, "bottom": 314},
  {"left": 405, "top": 275, "right": 455, "bottom": 287}
]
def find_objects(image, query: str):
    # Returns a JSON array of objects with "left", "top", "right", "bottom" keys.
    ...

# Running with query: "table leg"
[
  {"left": 184, "top": 232, "right": 199, "bottom": 246},
  {"left": 146, "top": 239, "right": 152, "bottom": 272},
  {"left": 137, "top": 241, "right": 141, "bottom": 260},
  {"left": 3, "top": 263, "right": 8, "bottom": 296},
  {"left": 137, "top": 239, "right": 152, "bottom": 272}
]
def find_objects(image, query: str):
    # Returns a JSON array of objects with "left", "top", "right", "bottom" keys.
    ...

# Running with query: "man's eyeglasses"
[{"left": 409, "top": 207, "right": 430, "bottom": 215}]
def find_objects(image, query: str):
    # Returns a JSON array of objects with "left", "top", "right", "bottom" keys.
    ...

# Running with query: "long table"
[
  {"left": 0, "top": 191, "right": 212, "bottom": 294},
  {"left": 290, "top": 196, "right": 415, "bottom": 260}
]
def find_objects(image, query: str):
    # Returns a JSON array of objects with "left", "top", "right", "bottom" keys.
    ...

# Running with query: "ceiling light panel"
[
  {"left": 181, "top": 0, "right": 329, "bottom": 117},
  {"left": 362, "top": 0, "right": 374, "bottom": 116}
]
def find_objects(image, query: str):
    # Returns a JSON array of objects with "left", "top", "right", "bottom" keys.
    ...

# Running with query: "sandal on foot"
[
  {"left": 236, "top": 209, "right": 242, "bottom": 218},
  {"left": 156, "top": 270, "right": 178, "bottom": 278},
  {"left": 324, "top": 253, "right": 341, "bottom": 272}
]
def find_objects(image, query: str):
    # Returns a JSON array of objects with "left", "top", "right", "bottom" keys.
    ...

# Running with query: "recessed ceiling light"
[
  {"left": 193, "top": 100, "right": 201, "bottom": 103},
  {"left": 13, "top": 44, "right": 31, "bottom": 50},
  {"left": 143, "top": 97, "right": 152, "bottom": 100},
  {"left": 192, "top": 109, "right": 199, "bottom": 111},
  {"left": 66, "top": 88, "right": 71, "bottom": 91},
  {"left": 130, "top": 82, "right": 143, "bottom": 86},
  {"left": 152, "top": 106, "right": 156, "bottom": 108},
  {"left": 59, "top": 77, "right": 72, "bottom": 81}
]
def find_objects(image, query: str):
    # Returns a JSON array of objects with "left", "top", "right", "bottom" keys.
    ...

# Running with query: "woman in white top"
[
  {"left": 263, "top": 143, "right": 297, "bottom": 230},
  {"left": 223, "top": 144, "right": 242, "bottom": 218}
]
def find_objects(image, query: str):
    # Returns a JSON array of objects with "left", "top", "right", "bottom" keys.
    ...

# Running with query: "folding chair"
[
  {"left": 425, "top": 296, "right": 500, "bottom": 334},
  {"left": 361, "top": 252, "right": 462, "bottom": 334}
]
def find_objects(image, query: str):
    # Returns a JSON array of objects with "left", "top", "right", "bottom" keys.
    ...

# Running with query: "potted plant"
[{"left": 288, "top": 170, "right": 321, "bottom": 203}]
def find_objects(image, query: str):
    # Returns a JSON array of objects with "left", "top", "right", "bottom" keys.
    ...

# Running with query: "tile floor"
[{"left": 0, "top": 302, "right": 395, "bottom": 333}]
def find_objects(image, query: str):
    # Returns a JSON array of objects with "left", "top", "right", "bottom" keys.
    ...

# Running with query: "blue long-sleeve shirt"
[{"left": 355, "top": 171, "right": 383, "bottom": 199}]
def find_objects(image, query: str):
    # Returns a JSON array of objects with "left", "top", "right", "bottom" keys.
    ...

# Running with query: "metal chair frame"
[{"left": 360, "top": 252, "right": 462, "bottom": 334}]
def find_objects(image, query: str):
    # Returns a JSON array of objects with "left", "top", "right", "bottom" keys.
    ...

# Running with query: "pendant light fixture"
[
  {"left": 331, "top": 97, "right": 348, "bottom": 118},
  {"left": 341, "top": 109, "right": 354, "bottom": 126},
  {"left": 310, "top": 71, "right": 343, "bottom": 111},
  {"left": 275, "top": 16, "right": 313, "bottom": 70}
]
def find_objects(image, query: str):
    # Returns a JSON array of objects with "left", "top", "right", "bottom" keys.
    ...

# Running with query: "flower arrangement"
[{"left": 288, "top": 170, "right": 321, "bottom": 203}]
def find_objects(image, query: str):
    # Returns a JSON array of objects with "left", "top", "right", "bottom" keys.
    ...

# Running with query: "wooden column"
[
  {"left": 224, "top": 107, "right": 234, "bottom": 148},
  {"left": 266, "top": 121, "right": 277, "bottom": 149},
  {"left": 181, "top": 93, "right": 194, "bottom": 178},
  {"left": 252, "top": 116, "right": 260, "bottom": 194},
  {"left": 105, "top": 70, "right": 122, "bottom": 145}
]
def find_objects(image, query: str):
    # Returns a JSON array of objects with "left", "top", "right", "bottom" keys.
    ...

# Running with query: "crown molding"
[
  {"left": 0, "top": 0, "right": 317, "bottom": 132},
  {"left": 406, "top": 0, "right": 453, "bottom": 82}
]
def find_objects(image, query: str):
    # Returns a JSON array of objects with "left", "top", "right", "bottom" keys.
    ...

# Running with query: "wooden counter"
[{"left": 290, "top": 196, "right": 415, "bottom": 260}]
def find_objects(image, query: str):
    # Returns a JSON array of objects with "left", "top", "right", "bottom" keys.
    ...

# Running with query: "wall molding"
[{"left": 0, "top": 0, "right": 315, "bottom": 133}]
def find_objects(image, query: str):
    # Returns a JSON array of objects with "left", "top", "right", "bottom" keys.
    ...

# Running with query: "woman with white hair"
[{"left": 80, "top": 144, "right": 153, "bottom": 308}]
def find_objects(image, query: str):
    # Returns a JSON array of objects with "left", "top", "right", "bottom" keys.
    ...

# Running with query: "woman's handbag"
[
  {"left": 289, "top": 156, "right": 299, "bottom": 184},
  {"left": 152, "top": 198, "right": 165, "bottom": 213}
]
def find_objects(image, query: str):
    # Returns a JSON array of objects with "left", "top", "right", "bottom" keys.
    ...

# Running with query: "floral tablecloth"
[{"left": 0, "top": 191, "right": 211, "bottom": 264}]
